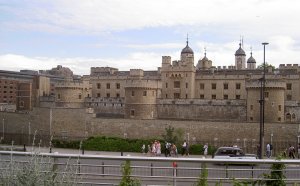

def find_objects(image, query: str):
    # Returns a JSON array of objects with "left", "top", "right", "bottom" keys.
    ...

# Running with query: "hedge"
[{"left": 52, "top": 136, "right": 217, "bottom": 155}]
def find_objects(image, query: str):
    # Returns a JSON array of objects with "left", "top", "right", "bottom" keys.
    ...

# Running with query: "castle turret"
[
  {"left": 124, "top": 80, "right": 161, "bottom": 119},
  {"left": 196, "top": 49, "right": 212, "bottom": 70},
  {"left": 247, "top": 51, "right": 256, "bottom": 70},
  {"left": 235, "top": 43, "right": 246, "bottom": 70},
  {"left": 180, "top": 39, "right": 194, "bottom": 65}
]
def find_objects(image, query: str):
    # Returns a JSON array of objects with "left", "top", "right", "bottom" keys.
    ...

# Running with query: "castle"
[{"left": 2, "top": 41, "right": 300, "bottom": 123}]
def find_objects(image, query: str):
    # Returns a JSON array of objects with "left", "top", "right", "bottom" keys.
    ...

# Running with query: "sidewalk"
[{"left": 0, "top": 145, "right": 208, "bottom": 158}]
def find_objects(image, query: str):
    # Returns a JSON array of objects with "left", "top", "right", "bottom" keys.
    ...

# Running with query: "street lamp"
[{"left": 259, "top": 42, "right": 269, "bottom": 159}]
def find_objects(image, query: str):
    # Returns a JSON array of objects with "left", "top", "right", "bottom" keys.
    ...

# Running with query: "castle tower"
[
  {"left": 247, "top": 50, "right": 256, "bottom": 70},
  {"left": 246, "top": 79, "right": 285, "bottom": 122},
  {"left": 235, "top": 43, "right": 246, "bottom": 70},
  {"left": 196, "top": 48, "right": 212, "bottom": 70},
  {"left": 180, "top": 38, "right": 194, "bottom": 65},
  {"left": 161, "top": 40, "right": 196, "bottom": 99},
  {"left": 124, "top": 79, "right": 161, "bottom": 119}
]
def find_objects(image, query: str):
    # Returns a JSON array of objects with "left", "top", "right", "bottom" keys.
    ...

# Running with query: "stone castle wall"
[
  {"left": 157, "top": 99, "right": 247, "bottom": 121},
  {"left": 1, "top": 108, "right": 299, "bottom": 146}
]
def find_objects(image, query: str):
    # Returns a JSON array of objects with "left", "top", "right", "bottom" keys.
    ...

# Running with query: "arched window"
[{"left": 286, "top": 113, "right": 291, "bottom": 122}]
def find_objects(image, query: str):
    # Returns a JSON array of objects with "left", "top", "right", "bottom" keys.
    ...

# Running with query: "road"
[{"left": 1, "top": 146, "right": 300, "bottom": 185}]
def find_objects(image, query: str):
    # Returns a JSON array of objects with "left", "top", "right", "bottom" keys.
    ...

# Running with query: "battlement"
[
  {"left": 246, "top": 80, "right": 286, "bottom": 89},
  {"left": 279, "top": 64, "right": 299, "bottom": 69},
  {"left": 130, "top": 69, "right": 144, "bottom": 77},
  {"left": 162, "top": 56, "right": 171, "bottom": 64},
  {"left": 90, "top": 67, "right": 119, "bottom": 76}
]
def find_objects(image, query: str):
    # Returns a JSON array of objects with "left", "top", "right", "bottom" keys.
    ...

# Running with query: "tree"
[
  {"left": 119, "top": 160, "right": 140, "bottom": 186},
  {"left": 257, "top": 62, "right": 276, "bottom": 71}
]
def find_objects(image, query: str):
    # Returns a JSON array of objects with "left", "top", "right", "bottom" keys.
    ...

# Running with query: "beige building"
[{"left": 45, "top": 41, "right": 300, "bottom": 123}]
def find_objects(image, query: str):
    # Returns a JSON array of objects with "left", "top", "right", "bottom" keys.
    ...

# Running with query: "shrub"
[{"left": 119, "top": 160, "right": 140, "bottom": 186}]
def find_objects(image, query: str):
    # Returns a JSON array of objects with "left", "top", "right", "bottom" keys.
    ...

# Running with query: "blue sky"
[{"left": 1, "top": 0, "right": 300, "bottom": 75}]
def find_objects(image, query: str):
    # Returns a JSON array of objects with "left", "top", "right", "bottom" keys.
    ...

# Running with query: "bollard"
[
  {"left": 49, "top": 147, "right": 52, "bottom": 153},
  {"left": 82, "top": 147, "right": 84, "bottom": 155},
  {"left": 102, "top": 162, "right": 105, "bottom": 176},
  {"left": 121, "top": 152, "right": 123, "bottom": 156},
  {"left": 23, "top": 144, "right": 26, "bottom": 152}
]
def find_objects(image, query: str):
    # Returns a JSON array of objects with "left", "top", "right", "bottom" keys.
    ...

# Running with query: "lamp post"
[
  {"left": 259, "top": 42, "right": 269, "bottom": 159},
  {"left": 271, "top": 132, "right": 273, "bottom": 156},
  {"left": 2, "top": 118, "right": 4, "bottom": 140}
]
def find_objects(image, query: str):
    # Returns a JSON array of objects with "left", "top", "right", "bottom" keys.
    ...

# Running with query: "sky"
[{"left": 0, "top": 0, "right": 300, "bottom": 75}]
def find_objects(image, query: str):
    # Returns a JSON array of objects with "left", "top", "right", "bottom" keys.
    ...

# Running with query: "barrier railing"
[{"left": 1, "top": 151, "right": 300, "bottom": 185}]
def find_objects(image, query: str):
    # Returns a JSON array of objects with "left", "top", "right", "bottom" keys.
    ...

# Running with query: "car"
[{"left": 213, "top": 146, "right": 257, "bottom": 159}]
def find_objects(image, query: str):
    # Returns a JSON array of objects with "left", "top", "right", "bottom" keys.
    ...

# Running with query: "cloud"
[
  {"left": 2, "top": 0, "right": 300, "bottom": 38},
  {"left": 1, "top": 36, "right": 299, "bottom": 76}
]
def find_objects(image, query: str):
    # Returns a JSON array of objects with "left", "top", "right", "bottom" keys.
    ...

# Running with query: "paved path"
[{"left": 0, "top": 145, "right": 209, "bottom": 158}]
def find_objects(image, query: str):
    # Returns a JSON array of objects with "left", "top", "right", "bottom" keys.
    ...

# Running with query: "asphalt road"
[{"left": 1, "top": 146, "right": 300, "bottom": 185}]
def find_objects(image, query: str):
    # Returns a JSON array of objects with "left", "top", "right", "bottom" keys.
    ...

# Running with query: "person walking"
[
  {"left": 298, "top": 143, "right": 300, "bottom": 159},
  {"left": 141, "top": 144, "right": 145, "bottom": 154},
  {"left": 288, "top": 144, "right": 295, "bottom": 159},
  {"left": 203, "top": 143, "right": 208, "bottom": 158},
  {"left": 266, "top": 143, "right": 271, "bottom": 158},
  {"left": 182, "top": 140, "right": 187, "bottom": 156}
]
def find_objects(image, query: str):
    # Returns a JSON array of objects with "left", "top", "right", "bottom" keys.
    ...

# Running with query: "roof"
[{"left": 235, "top": 43, "right": 246, "bottom": 56}]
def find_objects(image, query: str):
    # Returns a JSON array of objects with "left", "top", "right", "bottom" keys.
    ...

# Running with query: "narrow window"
[
  {"left": 224, "top": 95, "right": 228, "bottom": 100},
  {"left": 132, "top": 91, "right": 135, "bottom": 96},
  {"left": 116, "top": 83, "right": 120, "bottom": 89},
  {"left": 212, "top": 94, "right": 216, "bottom": 99},
  {"left": 97, "top": 83, "right": 101, "bottom": 89},
  {"left": 224, "top": 83, "right": 228, "bottom": 90},
  {"left": 236, "top": 83, "right": 241, "bottom": 89},
  {"left": 212, "top": 83, "right": 216, "bottom": 90},
  {"left": 287, "top": 83, "right": 292, "bottom": 90},
  {"left": 130, "top": 110, "right": 135, "bottom": 116},
  {"left": 236, "top": 95, "right": 240, "bottom": 99},
  {"left": 143, "top": 91, "right": 147, "bottom": 96},
  {"left": 106, "top": 83, "right": 110, "bottom": 89},
  {"left": 174, "top": 81, "right": 180, "bottom": 88},
  {"left": 200, "top": 83, "right": 205, "bottom": 90}
]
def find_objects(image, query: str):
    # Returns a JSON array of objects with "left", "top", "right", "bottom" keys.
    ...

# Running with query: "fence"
[{"left": 1, "top": 151, "right": 300, "bottom": 185}]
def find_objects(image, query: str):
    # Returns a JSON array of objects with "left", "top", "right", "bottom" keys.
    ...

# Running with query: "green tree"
[
  {"left": 194, "top": 163, "right": 208, "bottom": 186},
  {"left": 260, "top": 155, "right": 286, "bottom": 186},
  {"left": 119, "top": 160, "right": 140, "bottom": 186},
  {"left": 257, "top": 62, "right": 275, "bottom": 71},
  {"left": 162, "top": 126, "right": 178, "bottom": 144}
]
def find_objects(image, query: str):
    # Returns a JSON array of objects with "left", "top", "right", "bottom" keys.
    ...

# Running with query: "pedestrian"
[
  {"left": 165, "top": 142, "right": 171, "bottom": 157},
  {"left": 156, "top": 141, "right": 161, "bottom": 156},
  {"left": 147, "top": 144, "right": 151, "bottom": 155},
  {"left": 203, "top": 143, "right": 208, "bottom": 158},
  {"left": 298, "top": 143, "right": 300, "bottom": 159},
  {"left": 288, "top": 144, "right": 295, "bottom": 159},
  {"left": 141, "top": 144, "right": 145, "bottom": 154},
  {"left": 182, "top": 140, "right": 187, "bottom": 156},
  {"left": 266, "top": 143, "right": 271, "bottom": 158}
]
